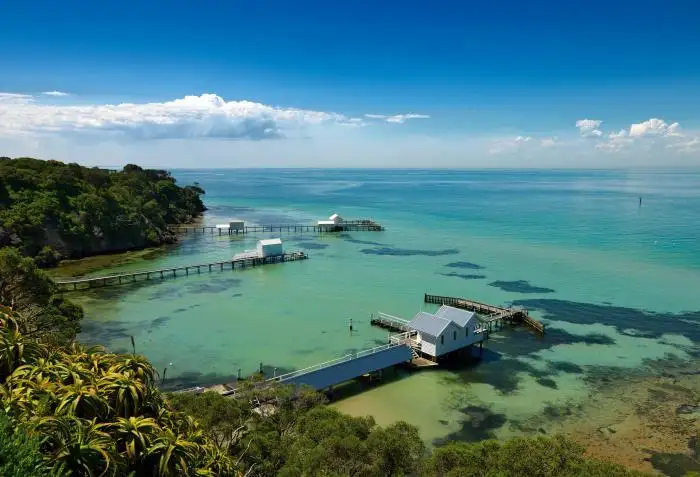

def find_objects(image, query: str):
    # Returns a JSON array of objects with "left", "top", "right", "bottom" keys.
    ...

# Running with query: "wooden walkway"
[
  {"left": 171, "top": 219, "right": 384, "bottom": 235},
  {"left": 55, "top": 251, "right": 308, "bottom": 291},
  {"left": 370, "top": 312, "right": 412, "bottom": 333},
  {"left": 424, "top": 293, "right": 545, "bottom": 334}
]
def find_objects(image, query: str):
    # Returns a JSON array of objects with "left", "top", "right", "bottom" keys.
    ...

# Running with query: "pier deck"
[
  {"left": 55, "top": 251, "right": 308, "bottom": 291},
  {"left": 424, "top": 293, "right": 545, "bottom": 334},
  {"left": 171, "top": 219, "right": 384, "bottom": 235}
]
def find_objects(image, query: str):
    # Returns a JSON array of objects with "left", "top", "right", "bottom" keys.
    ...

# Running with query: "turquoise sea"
[{"left": 66, "top": 169, "right": 700, "bottom": 447}]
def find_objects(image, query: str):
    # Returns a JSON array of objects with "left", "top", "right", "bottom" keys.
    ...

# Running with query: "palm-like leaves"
[
  {"left": 55, "top": 379, "right": 109, "bottom": 420},
  {"left": 36, "top": 415, "right": 118, "bottom": 477},
  {"left": 109, "top": 354, "right": 156, "bottom": 386},
  {"left": 0, "top": 304, "right": 230, "bottom": 476},
  {"left": 147, "top": 428, "right": 200, "bottom": 477},
  {"left": 99, "top": 373, "right": 146, "bottom": 418},
  {"left": 112, "top": 416, "right": 159, "bottom": 463},
  {"left": 0, "top": 328, "right": 45, "bottom": 381}
]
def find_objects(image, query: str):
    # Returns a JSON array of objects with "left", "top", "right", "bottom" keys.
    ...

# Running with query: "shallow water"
[{"left": 64, "top": 169, "right": 700, "bottom": 446}]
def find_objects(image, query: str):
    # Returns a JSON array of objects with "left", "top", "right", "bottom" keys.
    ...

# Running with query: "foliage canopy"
[{"left": 0, "top": 157, "right": 205, "bottom": 265}]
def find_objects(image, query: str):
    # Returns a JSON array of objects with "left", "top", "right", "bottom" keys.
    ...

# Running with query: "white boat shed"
[
  {"left": 256, "top": 238, "right": 284, "bottom": 258},
  {"left": 215, "top": 220, "right": 245, "bottom": 232},
  {"left": 408, "top": 305, "right": 484, "bottom": 358},
  {"left": 317, "top": 213, "right": 344, "bottom": 230}
]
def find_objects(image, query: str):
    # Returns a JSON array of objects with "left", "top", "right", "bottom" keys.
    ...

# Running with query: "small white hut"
[
  {"left": 408, "top": 305, "right": 483, "bottom": 359},
  {"left": 256, "top": 238, "right": 284, "bottom": 258},
  {"left": 317, "top": 213, "right": 344, "bottom": 230}
]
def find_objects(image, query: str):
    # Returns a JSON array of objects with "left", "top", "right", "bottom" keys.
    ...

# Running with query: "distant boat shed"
[
  {"left": 256, "top": 238, "right": 284, "bottom": 258},
  {"left": 215, "top": 220, "right": 245, "bottom": 234},
  {"left": 408, "top": 305, "right": 484, "bottom": 359},
  {"left": 317, "top": 213, "right": 344, "bottom": 231}
]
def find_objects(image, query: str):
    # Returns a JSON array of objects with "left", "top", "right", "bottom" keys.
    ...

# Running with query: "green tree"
[
  {"left": 0, "top": 157, "right": 205, "bottom": 266},
  {"left": 0, "top": 248, "right": 82, "bottom": 344}
]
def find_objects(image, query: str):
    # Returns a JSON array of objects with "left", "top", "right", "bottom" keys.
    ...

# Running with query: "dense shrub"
[{"left": 0, "top": 158, "right": 205, "bottom": 264}]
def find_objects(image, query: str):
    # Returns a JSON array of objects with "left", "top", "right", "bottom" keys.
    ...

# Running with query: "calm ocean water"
[{"left": 69, "top": 169, "right": 700, "bottom": 444}]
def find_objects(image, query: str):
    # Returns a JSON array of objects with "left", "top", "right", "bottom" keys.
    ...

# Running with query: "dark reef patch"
[
  {"left": 549, "top": 361, "right": 584, "bottom": 375},
  {"left": 513, "top": 298, "right": 700, "bottom": 342},
  {"left": 439, "top": 326, "right": 619, "bottom": 395},
  {"left": 440, "top": 272, "right": 487, "bottom": 280},
  {"left": 648, "top": 436, "right": 700, "bottom": 477},
  {"left": 149, "top": 277, "right": 242, "bottom": 300},
  {"left": 151, "top": 316, "right": 171, "bottom": 329},
  {"left": 173, "top": 304, "right": 201, "bottom": 314},
  {"left": 80, "top": 319, "right": 133, "bottom": 344},
  {"left": 295, "top": 242, "right": 329, "bottom": 250},
  {"left": 536, "top": 377, "right": 558, "bottom": 389},
  {"left": 489, "top": 280, "right": 555, "bottom": 294},
  {"left": 360, "top": 247, "right": 459, "bottom": 257},
  {"left": 445, "top": 261, "right": 485, "bottom": 270},
  {"left": 434, "top": 405, "right": 508, "bottom": 444},
  {"left": 337, "top": 233, "right": 387, "bottom": 247}
]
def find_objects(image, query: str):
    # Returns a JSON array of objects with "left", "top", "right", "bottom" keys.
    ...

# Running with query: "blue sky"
[{"left": 1, "top": 0, "right": 699, "bottom": 167}]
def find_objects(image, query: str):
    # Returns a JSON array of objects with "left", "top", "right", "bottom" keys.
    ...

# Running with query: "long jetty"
[
  {"left": 171, "top": 219, "right": 384, "bottom": 235},
  {"left": 423, "top": 293, "right": 545, "bottom": 334},
  {"left": 55, "top": 251, "right": 308, "bottom": 291}
]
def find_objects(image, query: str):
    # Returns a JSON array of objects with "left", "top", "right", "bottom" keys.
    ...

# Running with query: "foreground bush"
[{"left": 0, "top": 306, "right": 237, "bottom": 476}]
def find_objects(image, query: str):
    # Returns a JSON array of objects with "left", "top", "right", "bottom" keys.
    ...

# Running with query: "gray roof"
[
  {"left": 408, "top": 312, "right": 452, "bottom": 338},
  {"left": 434, "top": 306, "right": 476, "bottom": 328}
]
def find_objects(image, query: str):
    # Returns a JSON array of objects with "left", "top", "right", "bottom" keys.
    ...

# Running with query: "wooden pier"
[
  {"left": 55, "top": 251, "right": 308, "bottom": 291},
  {"left": 170, "top": 219, "right": 384, "bottom": 235},
  {"left": 424, "top": 293, "right": 545, "bottom": 334},
  {"left": 370, "top": 312, "right": 412, "bottom": 333}
]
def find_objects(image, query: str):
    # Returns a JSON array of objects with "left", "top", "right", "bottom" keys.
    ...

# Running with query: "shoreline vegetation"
[
  {"left": 0, "top": 157, "right": 206, "bottom": 268},
  {"left": 0, "top": 157, "right": 688, "bottom": 475}
]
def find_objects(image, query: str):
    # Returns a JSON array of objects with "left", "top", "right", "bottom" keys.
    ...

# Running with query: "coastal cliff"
[{"left": 0, "top": 157, "right": 205, "bottom": 266}]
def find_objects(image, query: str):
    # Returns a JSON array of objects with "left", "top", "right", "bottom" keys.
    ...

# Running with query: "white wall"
[
  {"left": 259, "top": 242, "right": 284, "bottom": 257},
  {"left": 420, "top": 334, "right": 437, "bottom": 357},
  {"left": 434, "top": 320, "right": 483, "bottom": 357}
]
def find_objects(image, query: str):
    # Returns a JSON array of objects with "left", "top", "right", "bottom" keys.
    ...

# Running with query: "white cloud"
[
  {"left": 364, "top": 113, "right": 430, "bottom": 124},
  {"left": 42, "top": 91, "right": 70, "bottom": 97},
  {"left": 488, "top": 135, "right": 534, "bottom": 154},
  {"left": 576, "top": 119, "right": 603, "bottom": 138},
  {"left": 540, "top": 137, "right": 557, "bottom": 147},
  {"left": 608, "top": 129, "right": 628, "bottom": 139},
  {"left": 0, "top": 93, "right": 34, "bottom": 104},
  {"left": 667, "top": 137, "right": 700, "bottom": 153},
  {"left": 629, "top": 118, "right": 681, "bottom": 138},
  {"left": 0, "top": 93, "right": 379, "bottom": 140}
]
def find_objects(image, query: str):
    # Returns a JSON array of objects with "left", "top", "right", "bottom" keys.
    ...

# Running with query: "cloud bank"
[
  {"left": 364, "top": 113, "right": 431, "bottom": 124},
  {"left": 0, "top": 92, "right": 427, "bottom": 141},
  {"left": 0, "top": 91, "right": 697, "bottom": 167}
]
